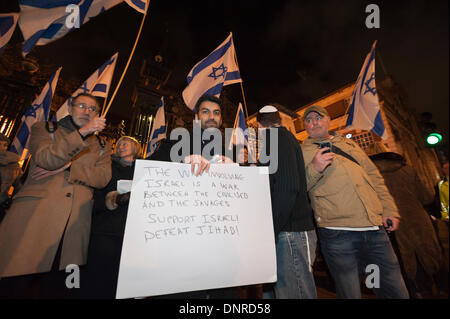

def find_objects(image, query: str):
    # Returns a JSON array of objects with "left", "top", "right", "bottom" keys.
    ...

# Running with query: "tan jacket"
[
  {"left": 302, "top": 133, "right": 399, "bottom": 228},
  {"left": 0, "top": 117, "right": 111, "bottom": 278}
]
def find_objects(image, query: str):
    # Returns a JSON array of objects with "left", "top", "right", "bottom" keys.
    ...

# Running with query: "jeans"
[
  {"left": 318, "top": 227, "right": 409, "bottom": 299},
  {"left": 264, "top": 230, "right": 318, "bottom": 299}
]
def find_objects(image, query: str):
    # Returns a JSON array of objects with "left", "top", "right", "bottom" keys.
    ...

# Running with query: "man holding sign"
[
  {"left": 147, "top": 94, "right": 241, "bottom": 298},
  {"left": 116, "top": 156, "right": 277, "bottom": 298},
  {"left": 150, "top": 94, "right": 234, "bottom": 173}
]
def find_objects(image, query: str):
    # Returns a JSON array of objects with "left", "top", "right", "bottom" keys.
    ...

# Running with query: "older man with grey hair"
[{"left": 0, "top": 93, "right": 112, "bottom": 298}]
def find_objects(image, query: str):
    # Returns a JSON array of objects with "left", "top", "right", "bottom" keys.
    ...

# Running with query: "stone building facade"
[{"left": 0, "top": 48, "right": 41, "bottom": 140}]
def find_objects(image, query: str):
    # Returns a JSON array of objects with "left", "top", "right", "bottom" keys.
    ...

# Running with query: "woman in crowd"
[{"left": 81, "top": 136, "right": 141, "bottom": 299}]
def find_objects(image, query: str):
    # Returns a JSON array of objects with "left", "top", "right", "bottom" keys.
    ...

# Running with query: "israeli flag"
[
  {"left": 346, "top": 41, "right": 387, "bottom": 139},
  {"left": 228, "top": 103, "right": 256, "bottom": 162},
  {"left": 18, "top": 0, "right": 122, "bottom": 56},
  {"left": 146, "top": 97, "right": 166, "bottom": 158},
  {"left": 0, "top": 13, "right": 19, "bottom": 56},
  {"left": 56, "top": 52, "right": 118, "bottom": 121},
  {"left": 125, "top": 0, "right": 148, "bottom": 13},
  {"left": 10, "top": 67, "right": 62, "bottom": 157},
  {"left": 230, "top": 103, "right": 248, "bottom": 147},
  {"left": 182, "top": 32, "right": 242, "bottom": 111}
]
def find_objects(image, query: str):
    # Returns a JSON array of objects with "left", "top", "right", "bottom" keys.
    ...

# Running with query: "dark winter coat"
[
  {"left": 371, "top": 152, "right": 442, "bottom": 279},
  {"left": 259, "top": 126, "right": 315, "bottom": 239},
  {"left": 82, "top": 157, "right": 135, "bottom": 298}
]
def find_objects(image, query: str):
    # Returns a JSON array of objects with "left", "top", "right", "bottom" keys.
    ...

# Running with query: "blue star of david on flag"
[
  {"left": 364, "top": 72, "right": 376, "bottom": 96},
  {"left": 208, "top": 64, "right": 227, "bottom": 80},
  {"left": 182, "top": 33, "right": 242, "bottom": 111},
  {"left": 24, "top": 103, "right": 42, "bottom": 118},
  {"left": 345, "top": 41, "right": 387, "bottom": 139}
]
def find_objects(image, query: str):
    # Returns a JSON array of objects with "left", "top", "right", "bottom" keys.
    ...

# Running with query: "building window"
[
  {"left": 351, "top": 131, "right": 375, "bottom": 150},
  {"left": 326, "top": 100, "right": 348, "bottom": 120}
]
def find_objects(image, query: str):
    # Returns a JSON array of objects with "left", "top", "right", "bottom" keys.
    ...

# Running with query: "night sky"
[{"left": 2, "top": 0, "right": 449, "bottom": 140}]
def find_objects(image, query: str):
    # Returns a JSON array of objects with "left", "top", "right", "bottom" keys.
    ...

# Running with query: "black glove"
[{"left": 116, "top": 192, "right": 131, "bottom": 206}]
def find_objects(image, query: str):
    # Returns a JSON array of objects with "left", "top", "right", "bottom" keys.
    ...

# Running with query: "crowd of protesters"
[{"left": 0, "top": 93, "right": 447, "bottom": 299}]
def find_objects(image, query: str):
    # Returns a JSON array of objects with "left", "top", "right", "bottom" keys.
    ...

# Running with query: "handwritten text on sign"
[{"left": 116, "top": 160, "right": 276, "bottom": 299}]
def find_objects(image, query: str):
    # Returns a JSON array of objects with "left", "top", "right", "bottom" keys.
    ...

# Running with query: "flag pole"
[
  {"left": 232, "top": 103, "right": 240, "bottom": 130},
  {"left": 239, "top": 83, "right": 249, "bottom": 119},
  {"left": 232, "top": 35, "right": 249, "bottom": 120},
  {"left": 102, "top": 1, "right": 150, "bottom": 118},
  {"left": 227, "top": 103, "right": 241, "bottom": 151},
  {"left": 144, "top": 115, "right": 153, "bottom": 158},
  {"left": 100, "top": 97, "right": 107, "bottom": 116}
]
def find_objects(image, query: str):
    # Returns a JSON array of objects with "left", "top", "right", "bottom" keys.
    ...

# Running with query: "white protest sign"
[{"left": 116, "top": 160, "right": 276, "bottom": 299}]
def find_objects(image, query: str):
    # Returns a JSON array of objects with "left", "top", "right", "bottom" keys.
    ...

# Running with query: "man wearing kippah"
[
  {"left": 257, "top": 105, "right": 317, "bottom": 299},
  {"left": 301, "top": 105, "right": 409, "bottom": 299}
]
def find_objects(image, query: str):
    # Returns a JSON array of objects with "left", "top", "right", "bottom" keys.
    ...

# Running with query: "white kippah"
[{"left": 259, "top": 105, "right": 278, "bottom": 113}]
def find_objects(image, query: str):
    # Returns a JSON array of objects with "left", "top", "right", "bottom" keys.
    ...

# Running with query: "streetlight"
[{"left": 426, "top": 133, "right": 443, "bottom": 146}]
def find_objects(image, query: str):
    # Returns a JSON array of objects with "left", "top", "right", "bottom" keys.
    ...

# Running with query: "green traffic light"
[{"left": 426, "top": 133, "right": 442, "bottom": 145}]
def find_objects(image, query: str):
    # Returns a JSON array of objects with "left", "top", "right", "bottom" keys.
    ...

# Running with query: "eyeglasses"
[
  {"left": 73, "top": 103, "right": 98, "bottom": 113},
  {"left": 304, "top": 115, "right": 323, "bottom": 124}
]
